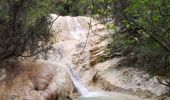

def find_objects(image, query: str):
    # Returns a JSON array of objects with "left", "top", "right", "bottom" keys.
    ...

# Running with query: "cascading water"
[
  {"left": 68, "top": 17, "right": 86, "bottom": 39},
  {"left": 66, "top": 18, "right": 89, "bottom": 95},
  {"left": 68, "top": 68, "right": 89, "bottom": 96},
  {"left": 48, "top": 16, "right": 90, "bottom": 96},
  {"left": 43, "top": 60, "right": 89, "bottom": 96},
  {"left": 48, "top": 14, "right": 152, "bottom": 100}
]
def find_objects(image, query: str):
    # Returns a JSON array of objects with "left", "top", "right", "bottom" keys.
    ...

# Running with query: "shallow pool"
[
  {"left": 77, "top": 92, "right": 145, "bottom": 100},
  {"left": 78, "top": 96, "right": 138, "bottom": 100}
]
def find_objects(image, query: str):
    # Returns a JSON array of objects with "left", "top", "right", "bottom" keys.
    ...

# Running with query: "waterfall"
[
  {"left": 41, "top": 60, "right": 89, "bottom": 96},
  {"left": 66, "top": 17, "right": 89, "bottom": 95},
  {"left": 43, "top": 14, "right": 146, "bottom": 100},
  {"left": 48, "top": 15, "right": 90, "bottom": 96},
  {"left": 68, "top": 17, "right": 86, "bottom": 39},
  {"left": 68, "top": 68, "right": 89, "bottom": 96}
]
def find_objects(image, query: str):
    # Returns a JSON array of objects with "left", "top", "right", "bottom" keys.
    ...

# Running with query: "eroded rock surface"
[
  {"left": 64, "top": 15, "right": 170, "bottom": 99},
  {"left": 0, "top": 61, "right": 74, "bottom": 100}
]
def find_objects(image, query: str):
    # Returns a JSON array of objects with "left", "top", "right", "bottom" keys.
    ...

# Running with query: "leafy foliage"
[
  {"left": 53, "top": 0, "right": 92, "bottom": 16},
  {"left": 0, "top": 0, "right": 54, "bottom": 61},
  {"left": 106, "top": 0, "right": 170, "bottom": 75}
]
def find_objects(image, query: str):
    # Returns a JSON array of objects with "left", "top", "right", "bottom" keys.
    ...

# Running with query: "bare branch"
[{"left": 157, "top": 77, "right": 170, "bottom": 88}]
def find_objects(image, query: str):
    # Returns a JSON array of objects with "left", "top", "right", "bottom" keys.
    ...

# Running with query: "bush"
[
  {"left": 0, "top": 0, "right": 54, "bottom": 61},
  {"left": 106, "top": 0, "right": 170, "bottom": 75}
]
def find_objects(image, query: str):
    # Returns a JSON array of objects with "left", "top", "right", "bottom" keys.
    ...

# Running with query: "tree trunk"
[{"left": 114, "top": 0, "right": 129, "bottom": 26}]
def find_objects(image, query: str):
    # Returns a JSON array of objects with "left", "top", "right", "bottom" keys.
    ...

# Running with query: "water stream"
[
  {"left": 49, "top": 60, "right": 143, "bottom": 100},
  {"left": 42, "top": 59, "right": 89, "bottom": 95},
  {"left": 49, "top": 14, "right": 154, "bottom": 100},
  {"left": 68, "top": 67, "right": 89, "bottom": 96},
  {"left": 68, "top": 17, "right": 86, "bottom": 39}
]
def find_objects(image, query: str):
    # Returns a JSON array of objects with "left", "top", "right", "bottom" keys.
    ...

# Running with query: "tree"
[
  {"left": 78, "top": 0, "right": 170, "bottom": 75},
  {"left": 0, "top": 0, "right": 54, "bottom": 61},
  {"left": 53, "top": 0, "right": 92, "bottom": 16},
  {"left": 105, "top": 0, "right": 170, "bottom": 75}
]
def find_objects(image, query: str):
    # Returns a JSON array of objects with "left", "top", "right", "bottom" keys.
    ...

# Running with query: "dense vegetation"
[
  {"left": 54, "top": 0, "right": 92, "bottom": 16},
  {"left": 0, "top": 0, "right": 54, "bottom": 61},
  {"left": 106, "top": 0, "right": 170, "bottom": 76}
]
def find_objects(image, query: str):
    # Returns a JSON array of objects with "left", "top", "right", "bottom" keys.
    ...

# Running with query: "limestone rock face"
[
  {"left": 50, "top": 14, "right": 90, "bottom": 42},
  {"left": 0, "top": 62, "right": 74, "bottom": 100},
  {"left": 87, "top": 37, "right": 169, "bottom": 97},
  {"left": 89, "top": 39, "right": 107, "bottom": 66},
  {"left": 54, "top": 14, "right": 170, "bottom": 98}
]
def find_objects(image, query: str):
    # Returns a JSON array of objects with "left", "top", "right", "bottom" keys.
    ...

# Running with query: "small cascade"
[
  {"left": 68, "top": 18, "right": 86, "bottom": 39},
  {"left": 68, "top": 68, "right": 89, "bottom": 96},
  {"left": 43, "top": 60, "right": 89, "bottom": 96}
]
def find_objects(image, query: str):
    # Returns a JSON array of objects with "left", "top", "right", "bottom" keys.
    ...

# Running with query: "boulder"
[{"left": 0, "top": 61, "right": 74, "bottom": 100}]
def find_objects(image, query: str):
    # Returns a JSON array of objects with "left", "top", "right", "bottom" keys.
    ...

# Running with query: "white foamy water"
[
  {"left": 68, "top": 17, "right": 86, "bottom": 39},
  {"left": 78, "top": 91, "right": 146, "bottom": 100},
  {"left": 68, "top": 68, "right": 89, "bottom": 96}
]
